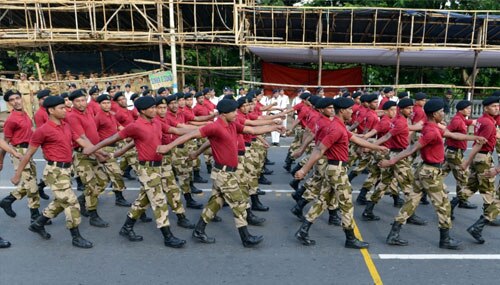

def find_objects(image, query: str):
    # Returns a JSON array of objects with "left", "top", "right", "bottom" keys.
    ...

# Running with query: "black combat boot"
[
  {"left": 256, "top": 188, "right": 266, "bottom": 195},
  {"left": 38, "top": 180, "right": 49, "bottom": 200},
  {"left": 439, "top": 228, "right": 462, "bottom": 250},
  {"left": 407, "top": 214, "right": 427, "bottom": 225},
  {"left": 420, "top": 193, "right": 430, "bottom": 205},
  {"left": 458, "top": 199, "right": 478, "bottom": 209},
  {"left": 69, "top": 227, "right": 93, "bottom": 248},
  {"left": 289, "top": 179, "right": 300, "bottom": 191},
  {"left": 119, "top": 216, "right": 143, "bottom": 241},
  {"left": 291, "top": 185, "right": 306, "bottom": 201},
  {"left": 0, "top": 194, "right": 17, "bottom": 217},
  {"left": 192, "top": 218, "right": 215, "bottom": 243},
  {"left": 347, "top": 171, "right": 358, "bottom": 182},
  {"left": 290, "top": 163, "right": 302, "bottom": 177},
  {"left": 122, "top": 166, "right": 135, "bottom": 180},
  {"left": 88, "top": 210, "right": 109, "bottom": 228},
  {"left": 114, "top": 191, "right": 131, "bottom": 207},
  {"left": 238, "top": 226, "right": 263, "bottom": 248},
  {"left": 0, "top": 236, "right": 11, "bottom": 248},
  {"left": 184, "top": 193, "right": 203, "bottom": 209},
  {"left": 246, "top": 208, "right": 265, "bottom": 226},
  {"left": 29, "top": 215, "right": 51, "bottom": 240},
  {"left": 450, "top": 196, "right": 459, "bottom": 220},
  {"left": 206, "top": 163, "right": 212, "bottom": 174},
  {"left": 265, "top": 158, "right": 275, "bottom": 165},
  {"left": 190, "top": 181, "right": 203, "bottom": 194},
  {"left": 467, "top": 215, "right": 488, "bottom": 244},
  {"left": 77, "top": 194, "right": 89, "bottom": 217},
  {"left": 139, "top": 212, "right": 153, "bottom": 223},
  {"left": 160, "top": 226, "right": 186, "bottom": 248},
  {"left": 362, "top": 202, "right": 380, "bottom": 221},
  {"left": 212, "top": 215, "right": 222, "bottom": 222},
  {"left": 291, "top": 198, "right": 308, "bottom": 221},
  {"left": 295, "top": 220, "right": 315, "bottom": 246},
  {"left": 75, "top": 176, "right": 85, "bottom": 191},
  {"left": 283, "top": 152, "right": 293, "bottom": 172},
  {"left": 258, "top": 175, "right": 272, "bottom": 185},
  {"left": 193, "top": 170, "right": 208, "bottom": 183},
  {"left": 176, "top": 213, "right": 195, "bottom": 229},
  {"left": 392, "top": 194, "right": 404, "bottom": 208},
  {"left": 30, "top": 208, "right": 41, "bottom": 223},
  {"left": 344, "top": 228, "right": 369, "bottom": 249},
  {"left": 251, "top": 194, "right": 269, "bottom": 211},
  {"left": 386, "top": 222, "right": 408, "bottom": 246},
  {"left": 328, "top": 209, "right": 341, "bottom": 226},
  {"left": 356, "top": 188, "right": 369, "bottom": 205},
  {"left": 262, "top": 167, "right": 274, "bottom": 175}
]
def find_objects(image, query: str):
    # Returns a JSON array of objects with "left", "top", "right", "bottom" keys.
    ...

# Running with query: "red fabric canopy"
[{"left": 261, "top": 62, "right": 363, "bottom": 97}]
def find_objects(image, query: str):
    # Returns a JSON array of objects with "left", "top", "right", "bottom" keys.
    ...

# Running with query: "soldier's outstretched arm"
[
  {"left": 11, "top": 146, "right": 38, "bottom": 185},
  {"left": 242, "top": 124, "right": 285, "bottom": 136},
  {"left": 83, "top": 133, "right": 123, "bottom": 155},
  {"left": 114, "top": 142, "right": 135, "bottom": 158},
  {"left": 379, "top": 143, "right": 421, "bottom": 168},
  {"left": 189, "top": 140, "right": 211, "bottom": 160},
  {"left": 461, "top": 143, "right": 482, "bottom": 170},
  {"left": 0, "top": 138, "right": 21, "bottom": 160},
  {"left": 295, "top": 144, "right": 327, "bottom": 180},
  {"left": 157, "top": 129, "right": 202, "bottom": 154}
]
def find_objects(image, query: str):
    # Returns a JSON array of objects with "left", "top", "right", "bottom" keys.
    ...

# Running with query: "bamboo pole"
[
  {"left": 169, "top": 0, "right": 178, "bottom": 92},
  {"left": 134, "top": 58, "right": 242, "bottom": 70},
  {"left": 470, "top": 50, "right": 480, "bottom": 100},
  {"left": 395, "top": 48, "right": 401, "bottom": 87},
  {"left": 48, "top": 43, "right": 58, "bottom": 81},
  {"left": 317, "top": 47, "right": 322, "bottom": 86}
]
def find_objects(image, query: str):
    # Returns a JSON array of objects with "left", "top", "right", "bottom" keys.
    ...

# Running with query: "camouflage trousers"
[
  {"left": 42, "top": 164, "right": 81, "bottom": 229},
  {"left": 350, "top": 145, "right": 373, "bottom": 175},
  {"left": 395, "top": 164, "right": 452, "bottom": 229},
  {"left": 458, "top": 153, "right": 496, "bottom": 217},
  {"left": 306, "top": 164, "right": 354, "bottom": 230},
  {"left": 302, "top": 156, "right": 337, "bottom": 210},
  {"left": 347, "top": 144, "right": 360, "bottom": 168},
  {"left": 248, "top": 140, "right": 266, "bottom": 193},
  {"left": 101, "top": 146, "right": 126, "bottom": 192},
  {"left": 254, "top": 137, "right": 267, "bottom": 171},
  {"left": 194, "top": 138, "right": 213, "bottom": 171},
  {"left": 363, "top": 152, "right": 399, "bottom": 198},
  {"left": 297, "top": 144, "right": 314, "bottom": 167},
  {"left": 371, "top": 152, "right": 413, "bottom": 204},
  {"left": 201, "top": 167, "right": 248, "bottom": 228},
  {"left": 236, "top": 154, "right": 253, "bottom": 209},
  {"left": 119, "top": 146, "right": 138, "bottom": 173},
  {"left": 128, "top": 164, "right": 170, "bottom": 228},
  {"left": 73, "top": 152, "right": 108, "bottom": 211},
  {"left": 172, "top": 145, "right": 192, "bottom": 194},
  {"left": 162, "top": 153, "right": 185, "bottom": 214},
  {"left": 441, "top": 148, "right": 469, "bottom": 194},
  {"left": 10, "top": 146, "right": 40, "bottom": 209},
  {"left": 288, "top": 127, "right": 304, "bottom": 156}
]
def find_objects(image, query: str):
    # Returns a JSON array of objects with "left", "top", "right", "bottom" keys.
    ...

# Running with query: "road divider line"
[
  {"left": 353, "top": 220, "right": 383, "bottom": 285},
  {"left": 379, "top": 254, "right": 500, "bottom": 260}
]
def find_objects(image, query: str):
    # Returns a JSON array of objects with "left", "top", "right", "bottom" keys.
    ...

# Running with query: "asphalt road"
[{"left": 0, "top": 137, "right": 499, "bottom": 285}]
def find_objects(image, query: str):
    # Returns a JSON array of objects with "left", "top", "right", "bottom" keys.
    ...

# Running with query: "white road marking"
[{"left": 378, "top": 254, "right": 500, "bottom": 260}]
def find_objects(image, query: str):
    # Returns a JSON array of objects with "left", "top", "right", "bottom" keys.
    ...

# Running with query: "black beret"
[
  {"left": 398, "top": 98, "right": 414, "bottom": 109},
  {"left": 492, "top": 90, "right": 500, "bottom": 97},
  {"left": 113, "top": 91, "right": 125, "bottom": 101},
  {"left": 174, "top": 92, "right": 184, "bottom": 100},
  {"left": 202, "top": 88, "right": 210, "bottom": 95},
  {"left": 142, "top": 90, "right": 150, "bottom": 96},
  {"left": 60, "top": 92, "right": 69, "bottom": 99},
  {"left": 3, "top": 89, "right": 20, "bottom": 101},
  {"left": 446, "top": 89, "right": 453, "bottom": 95},
  {"left": 166, "top": 94, "right": 177, "bottom": 104},
  {"left": 36, "top": 89, "right": 51, "bottom": 99},
  {"left": 333, "top": 97, "right": 355, "bottom": 109},
  {"left": 217, "top": 99, "right": 238, "bottom": 114},
  {"left": 222, "top": 95, "right": 235, "bottom": 101},
  {"left": 106, "top": 86, "right": 113, "bottom": 93},
  {"left": 69, "top": 89, "right": 86, "bottom": 101},
  {"left": 43, "top": 95, "right": 65, "bottom": 108},
  {"left": 254, "top": 89, "right": 262, "bottom": 95},
  {"left": 424, "top": 99, "right": 444, "bottom": 113},
  {"left": 342, "top": 92, "right": 351, "bottom": 98},
  {"left": 272, "top": 89, "right": 280, "bottom": 94},
  {"left": 396, "top": 91, "right": 407, "bottom": 99},
  {"left": 247, "top": 90, "right": 255, "bottom": 97},
  {"left": 483, "top": 96, "right": 499, "bottom": 106},
  {"left": 383, "top": 87, "right": 394, "bottom": 93},
  {"left": 157, "top": 87, "right": 166, "bottom": 94},
  {"left": 308, "top": 95, "right": 321, "bottom": 107},
  {"left": 415, "top": 92, "right": 427, "bottom": 100},
  {"left": 155, "top": 96, "right": 168, "bottom": 106},
  {"left": 89, "top": 86, "right": 99, "bottom": 95},
  {"left": 365, "top": 94, "right": 378, "bottom": 103},
  {"left": 134, "top": 96, "right": 156, "bottom": 111},
  {"left": 140, "top": 85, "right": 149, "bottom": 90},
  {"left": 130, "top": 93, "right": 140, "bottom": 101},
  {"left": 67, "top": 83, "right": 77, "bottom": 88},
  {"left": 382, "top": 100, "right": 397, "bottom": 110},
  {"left": 237, "top": 97, "right": 249, "bottom": 108},
  {"left": 184, "top": 92, "right": 193, "bottom": 98},
  {"left": 96, "top": 94, "right": 112, "bottom": 103},
  {"left": 125, "top": 84, "right": 131, "bottom": 88},
  {"left": 246, "top": 94, "right": 255, "bottom": 102},
  {"left": 315, "top": 98, "right": 335, "bottom": 109},
  {"left": 299, "top": 91, "right": 311, "bottom": 100},
  {"left": 359, "top": 94, "right": 369, "bottom": 103},
  {"left": 194, "top": 92, "right": 204, "bottom": 98},
  {"left": 456, "top": 100, "right": 472, "bottom": 111},
  {"left": 352, "top": 92, "right": 362, "bottom": 99}
]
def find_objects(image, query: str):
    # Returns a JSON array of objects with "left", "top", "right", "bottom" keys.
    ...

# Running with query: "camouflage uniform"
[
  {"left": 42, "top": 164, "right": 81, "bottom": 229},
  {"left": 119, "top": 145, "right": 138, "bottom": 173},
  {"left": 441, "top": 148, "right": 469, "bottom": 193},
  {"left": 17, "top": 80, "right": 34, "bottom": 118},
  {"left": 10, "top": 146, "right": 40, "bottom": 209},
  {"left": 247, "top": 140, "right": 261, "bottom": 194},
  {"left": 289, "top": 127, "right": 305, "bottom": 155},
  {"left": 172, "top": 145, "right": 191, "bottom": 194},
  {"left": 302, "top": 155, "right": 337, "bottom": 210},
  {"left": 101, "top": 145, "right": 126, "bottom": 192},
  {"left": 162, "top": 152, "right": 186, "bottom": 214},
  {"left": 371, "top": 151, "right": 413, "bottom": 204},
  {"left": 363, "top": 152, "right": 399, "bottom": 200},
  {"left": 394, "top": 164, "right": 452, "bottom": 229},
  {"left": 73, "top": 152, "right": 108, "bottom": 211}
]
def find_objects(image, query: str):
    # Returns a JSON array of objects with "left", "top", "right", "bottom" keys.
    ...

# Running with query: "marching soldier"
[{"left": 11, "top": 96, "right": 93, "bottom": 248}]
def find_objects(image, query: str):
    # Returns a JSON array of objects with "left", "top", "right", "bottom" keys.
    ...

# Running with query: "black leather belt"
[
  {"left": 244, "top": 142, "right": 251, "bottom": 147},
  {"left": 177, "top": 144, "right": 184, "bottom": 148},
  {"left": 390, "top": 148, "right": 404, "bottom": 152},
  {"left": 446, "top": 146, "right": 464, "bottom": 152},
  {"left": 139, "top": 160, "right": 162, "bottom": 167},
  {"left": 238, "top": 150, "right": 245, "bottom": 156},
  {"left": 478, "top": 151, "right": 491, "bottom": 155},
  {"left": 213, "top": 163, "right": 237, "bottom": 172},
  {"left": 423, "top": 162, "right": 442, "bottom": 168},
  {"left": 15, "top": 142, "right": 29, "bottom": 148},
  {"left": 328, "top": 160, "right": 347, "bottom": 166},
  {"left": 106, "top": 143, "right": 117, "bottom": 147},
  {"left": 47, "top": 161, "right": 72, "bottom": 168}
]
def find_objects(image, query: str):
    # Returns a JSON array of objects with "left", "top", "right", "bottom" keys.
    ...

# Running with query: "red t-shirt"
[
  {"left": 199, "top": 118, "right": 245, "bottom": 168},
  {"left": 118, "top": 117, "right": 163, "bottom": 162},
  {"left": 204, "top": 100, "right": 216, "bottom": 112},
  {"left": 3, "top": 110, "right": 33, "bottom": 146},
  {"left": 235, "top": 113, "right": 247, "bottom": 151},
  {"left": 321, "top": 118, "right": 353, "bottom": 162},
  {"left": 446, "top": 112, "right": 473, "bottom": 150},
  {"left": 305, "top": 109, "right": 320, "bottom": 131},
  {"left": 94, "top": 109, "right": 120, "bottom": 140},
  {"left": 363, "top": 108, "right": 379, "bottom": 132},
  {"left": 87, "top": 100, "right": 100, "bottom": 117},
  {"left": 193, "top": 103, "right": 211, "bottom": 116},
  {"left": 356, "top": 106, "right": 368, "bottom": 133},
  {"left": 30, "top": 120, "right": 73, "bottom": 163},
  {"left": 66, "top": 108, "right": 100, "bottom": 146},
  {"left": 387, "top": 114, "right": 409, "bottom": 149},
  {"left": 314, "top": 114, "right": 332, "bottom": 145},
  {"left": 154, "top": 116, "right": 175, "bottom": 145},
  {"left": 350, "top": 103, "right": 361, "bottom": 124},
  {"left": 180, "top": 106, "right": 195, "bottom": 122},
  {"left": 378, "top": 96, "right": 390, "bottom": 110},
  {"left": 115, "top": 107, "right": 135, "bottom": 127},
  {"left": 375, "top": 115, "right": 392, "bottom": 147},
  {"left": 254, "top": 102, "right": 264, "bottom": 116},
  {"left": 34, "top": 108, "right": 48, "bottom": 128},
  {"left": 165, "top": 111, "right": 185, "bottom": 141},
  {"left": 419, "top": 121, "right": 445, "bottom": 164},
  {"left": 293, "top": 102, "right": 304, "bottom": 115},
  {"left": 474, "top": 113, "right": 496, "bottom": 152},
  {"left": 411, "top": 105, "right": 426, "bottom": 124}
]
